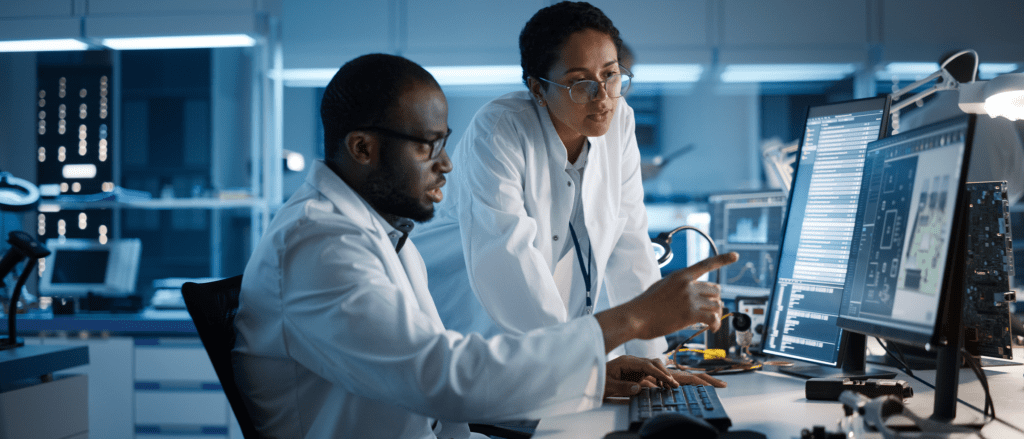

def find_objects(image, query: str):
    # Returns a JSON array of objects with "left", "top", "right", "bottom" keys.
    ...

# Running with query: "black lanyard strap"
[{"left": 568, "top": 223, "right": 593, "bottom": 309}]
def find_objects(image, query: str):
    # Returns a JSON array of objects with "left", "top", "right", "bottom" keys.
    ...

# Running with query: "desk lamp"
[
  {"left": 651, "top": 225, "right": 722, "bottom": 283},
  {"left": 0, "top": 172, "right": 49, "bottom": 350},
  {"left": 890, "top": 50, "right": 1024, "bottom": 127}
]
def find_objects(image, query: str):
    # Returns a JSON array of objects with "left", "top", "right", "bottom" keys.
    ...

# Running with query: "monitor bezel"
[
  {"left": 39, "top": 238, "right": 142, "bottom": 297},
  {"left": 835, "top": 115, "right": 976, "bottom": 348},
  {"left": 759, "top": 95, "right": 892, "bottom": 366}
]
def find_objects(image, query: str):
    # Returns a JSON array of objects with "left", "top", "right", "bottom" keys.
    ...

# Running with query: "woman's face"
[{"left": 531, "top": 28, "right": 621, "bottom": 149}]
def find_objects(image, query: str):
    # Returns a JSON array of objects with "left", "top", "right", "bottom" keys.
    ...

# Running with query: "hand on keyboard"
[
  {"left": 667, "top": 369, "right": 726, "bottom": 388},
  {"left": 605, "top": 356, "right": 678, "bottom": 398}
]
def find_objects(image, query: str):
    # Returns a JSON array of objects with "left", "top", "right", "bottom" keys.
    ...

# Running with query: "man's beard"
[{"left": 360, "top": 150, "right": 434, "bottom": 223}]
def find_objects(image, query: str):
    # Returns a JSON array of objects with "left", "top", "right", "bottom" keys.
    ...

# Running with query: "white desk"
[{"left": 535, "top": 353, "right": 1024, "bottom": 438}]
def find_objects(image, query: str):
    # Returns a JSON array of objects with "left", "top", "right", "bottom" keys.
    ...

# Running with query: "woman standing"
[{"left": 415, "top": 2, "right": 720, "bottom": 385}]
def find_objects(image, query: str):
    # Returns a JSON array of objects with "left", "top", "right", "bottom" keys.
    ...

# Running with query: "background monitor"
[
  {"left": 709, "top": 191, "right": 787, "bottom": 299},
  {"left": 760, "top": 96, "right": 893, "bottom": 377},
  {"left": 39, "top": 238, "right": 142, "bottom": 297}
]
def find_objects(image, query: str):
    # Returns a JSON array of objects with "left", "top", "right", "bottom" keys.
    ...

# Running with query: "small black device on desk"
[
  {"left": 805, "top": 378, "right": 913, "bottom": 401},
  {"left": 628, "top": 385, "right": 732, "bottom": 432}
]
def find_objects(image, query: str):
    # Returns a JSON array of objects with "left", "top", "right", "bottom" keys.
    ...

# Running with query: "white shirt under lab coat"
[
  {"left": 413, "top": 91, "right": 667, "bottom": 358},
  {"left": 232, "top": 160, "right": 606, "bottom": 439}
]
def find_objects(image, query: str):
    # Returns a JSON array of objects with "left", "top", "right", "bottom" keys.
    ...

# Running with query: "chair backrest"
[{"left": 182, "top": 275, "right": 260, "bottom": 439}]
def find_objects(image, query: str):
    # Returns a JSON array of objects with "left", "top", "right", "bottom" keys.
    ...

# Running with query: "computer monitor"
[
  {"left": 761, "top": 96, "right": 896, "bottom": 378},
  {"left": 838, "top": 115, "right": 974, "bottom": 420},
  {"left": 39, "top": 238, "right": 142, "bottom": 297},
  {"left": 708, "top": 191, "right": 787, "bottom": 299}
]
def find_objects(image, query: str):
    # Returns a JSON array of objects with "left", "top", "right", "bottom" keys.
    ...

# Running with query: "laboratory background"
[{"left": 0, "top": 1, "right": 1023, "bottom": 438}]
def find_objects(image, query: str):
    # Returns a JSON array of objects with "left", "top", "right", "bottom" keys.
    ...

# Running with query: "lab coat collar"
[
  {"left": 532, "top": 99, "right": 598, "bottom": 170},
  {"left": 306, "top": 160, "right": 407, "bottom": 249}
]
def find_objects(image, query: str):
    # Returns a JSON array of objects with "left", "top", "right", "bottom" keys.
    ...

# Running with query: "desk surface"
[
  {"left": 536, "top": 353, "right": 1024, "bottom": 439},
  {"left": 1, "top": 309, "right": 195, "bottom": 335},
  {"left": 0, "top": 345, "right": 89, "bottom": 384}
]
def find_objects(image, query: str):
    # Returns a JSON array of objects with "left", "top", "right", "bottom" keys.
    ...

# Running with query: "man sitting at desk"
[{"left": 231, "top": 53, "right": 738, "bottom": 439}]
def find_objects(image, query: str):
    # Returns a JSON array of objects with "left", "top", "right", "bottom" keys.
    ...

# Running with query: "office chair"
[
  {"left": 182, "top": 275, "right": 531, "bottom": 439},
  {"left": 181, "top": 275, "right": 261, "bottom": 439}
]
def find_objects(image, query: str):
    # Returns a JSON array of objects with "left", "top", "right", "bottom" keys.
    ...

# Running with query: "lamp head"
[{"left": 652, "top": 232, "right": 674, "bottom": 268}]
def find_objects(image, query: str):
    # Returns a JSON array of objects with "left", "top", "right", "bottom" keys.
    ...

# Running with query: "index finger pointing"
[{"left": 678, "top": 252, "right": 739, "bottom": 281}]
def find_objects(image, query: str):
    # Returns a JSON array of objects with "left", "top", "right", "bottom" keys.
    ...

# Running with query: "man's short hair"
[
  {"left": 320, "top": 53, "right": 439, "bottom": 162},
  {"left": 519, "top": 1, "right": 623, "bottom": 87}
]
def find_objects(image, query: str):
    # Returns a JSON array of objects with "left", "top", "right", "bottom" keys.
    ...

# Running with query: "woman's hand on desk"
[{"left": 604, "top": 356, "right": 678, "bottom": 398}]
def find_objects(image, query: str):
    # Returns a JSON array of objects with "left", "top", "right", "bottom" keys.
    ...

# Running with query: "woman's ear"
[{"left": 527, "top": 77, "right": 546, "bottom": 107}]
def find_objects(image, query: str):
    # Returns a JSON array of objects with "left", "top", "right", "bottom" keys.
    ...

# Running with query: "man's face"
[{"left": 360, "top": 82, "right": 452, "bottom": 222}]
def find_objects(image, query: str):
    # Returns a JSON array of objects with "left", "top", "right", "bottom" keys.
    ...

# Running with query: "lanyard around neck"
[{"left": 568, "top": 223, "right": 593, "bottom": 311}]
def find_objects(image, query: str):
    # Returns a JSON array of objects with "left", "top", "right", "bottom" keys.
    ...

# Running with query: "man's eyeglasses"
[
  {"left": 359, "top": 127, "right": 453, "bottom": 160},
  {"left": 538, "top": 66, "right": 633, "bottom": 105}
]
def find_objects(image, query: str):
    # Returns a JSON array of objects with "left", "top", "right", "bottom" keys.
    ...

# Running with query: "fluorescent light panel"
[
  {"left": 427, "top": 65, "right": 522, "bottom": 86},
  {"left": 979, "top": 63, "right": 1019, "bottom": 80},
  {"left": 721, "top": 64, "right": 857, "bottom": 83},
  {"left": 279, "top": 63, "right": 706, "bottom": 87},
  {"left": 0, "top": 39, "right": 89, "bottom": 52},
  {"left": 879, "top": 62, "right": 1019, "bottom": 81},
  {"left": 632, "top": 64, "right": 703, "bottom": 83},
  {"left": 101, "top": 34, "right": 256, "bottom": 50},
  {"left": 62, "top": 164, "right": 97, "bottom": 179}
]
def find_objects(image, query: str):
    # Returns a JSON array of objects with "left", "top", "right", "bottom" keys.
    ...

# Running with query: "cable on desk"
[
  {"left": 960, "top": 348, "right": 994, "bottom": 418},
  {"left": 875, "top": 337, "right": 1024, "bottom": 436}
]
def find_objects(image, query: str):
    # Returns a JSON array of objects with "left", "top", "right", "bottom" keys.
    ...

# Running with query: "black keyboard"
[{"left": 628, "top": 385, "right": 732, "bottom": 432}]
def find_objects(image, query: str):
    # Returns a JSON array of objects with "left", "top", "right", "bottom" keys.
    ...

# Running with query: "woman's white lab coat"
[{"left": 414, "top": 91, "right": 667, "bottom": 358}]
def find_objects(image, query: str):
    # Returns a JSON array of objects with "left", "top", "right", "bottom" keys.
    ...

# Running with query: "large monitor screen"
[
  {"left": 51, "top": 250, "right": 109, "bottom": 284},
  {"left": 39, "top": 238, "right": 142, "bottom": 297},
  {"left": 762, "top": 96, "right": 890, "bottom": 366},
  {"left": 837, "top": 115, "right": 973, "bottom": 346}
]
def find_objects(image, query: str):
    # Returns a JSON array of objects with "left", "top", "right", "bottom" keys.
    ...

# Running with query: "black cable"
[
  {"left": 875, "top": 337, "right": 933, "bottom": 390},
  {"left": 960, "top": 349, "right": 994, "bottom": 418},
  {"left": 872, "top": 337, "right": 995, "bottom": 416},
  {"left": 959, "top": 350, "right": 1024, "bottom": 436}
]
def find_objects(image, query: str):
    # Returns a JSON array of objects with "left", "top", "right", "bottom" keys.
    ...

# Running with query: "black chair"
[
  {"left": 182, "top": 275, "right": 261, "bottom": 439},
  {"left": 182, "top": 275, "right": 531, "bottom": 439}
]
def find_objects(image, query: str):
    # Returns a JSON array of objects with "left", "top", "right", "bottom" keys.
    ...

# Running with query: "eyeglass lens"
[{"left": 569, "top": 74, "right": 631, "bottom": 104}]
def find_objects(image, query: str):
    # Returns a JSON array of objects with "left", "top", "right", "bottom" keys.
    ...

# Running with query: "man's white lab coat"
[
  {"left": 232, "top": 160, "right": 606, "bottom": 438},
  {"left": 414, "top": 91, "right": 667, "bottom": 358}
]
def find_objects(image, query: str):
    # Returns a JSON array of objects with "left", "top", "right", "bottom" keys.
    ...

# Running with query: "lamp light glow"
[
  {"left": 0, "top": 39, "right": 89, "bottom": 52},
  {"left": 982, "top": 73, "right": 1024, "bottom": 121},
  {"left": 101, "top": 34, "right": 256, "bottom": 50}
]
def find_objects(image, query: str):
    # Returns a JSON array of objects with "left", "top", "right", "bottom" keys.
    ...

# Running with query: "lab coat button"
[
  {"left": 553, "top": 235, "right": 559, "bottom": 241},
  {"left": 567, "top": 181, "right": 572, "bottom": 186}
]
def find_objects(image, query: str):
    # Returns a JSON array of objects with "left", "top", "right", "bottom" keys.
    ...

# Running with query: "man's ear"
[{"left": 344, "top": 130, "right": 378, "bottom": 165}]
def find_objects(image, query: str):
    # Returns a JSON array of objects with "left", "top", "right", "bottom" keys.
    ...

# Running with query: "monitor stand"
[{"left": 779, "top": 333, "right": 897, "bottom": 379}]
